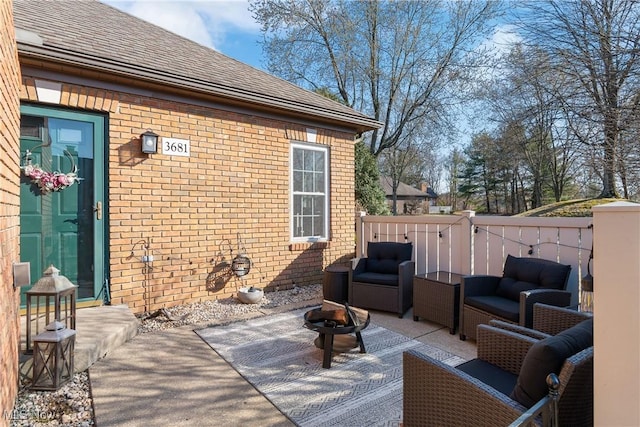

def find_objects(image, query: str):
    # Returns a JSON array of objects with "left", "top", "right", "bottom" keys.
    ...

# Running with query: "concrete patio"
[{"left": 26, "top": 297, "right": 476, "bottom": 426}]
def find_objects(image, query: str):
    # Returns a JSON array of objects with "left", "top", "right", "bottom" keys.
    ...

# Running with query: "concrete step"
[{"left": 19, "top": 304, "right": 139, "bottom": 387}]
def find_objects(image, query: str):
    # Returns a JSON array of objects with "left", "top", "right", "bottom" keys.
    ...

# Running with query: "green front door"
[{"left": 19, "top": 105, "right": 106, "bottom": 305}]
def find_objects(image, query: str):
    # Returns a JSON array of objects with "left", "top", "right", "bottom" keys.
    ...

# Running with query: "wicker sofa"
[
  {"left": 460, "top": 255, "right": 572, "bottom": 341},
  {"left": 403, "top": 304, "right": 593, "bottom": 427},
  {"left": 348, "top": 241, "right": 414, "bottom": 318}
]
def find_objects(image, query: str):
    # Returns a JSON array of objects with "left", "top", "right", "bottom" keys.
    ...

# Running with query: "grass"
[{"left": 514, "top": 198, "right": 625, "bottom": 217}]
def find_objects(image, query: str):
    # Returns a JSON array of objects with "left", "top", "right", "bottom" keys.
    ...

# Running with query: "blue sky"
[
  {"left": 102, "top": 1, "right": 518, "bottom": 81},
  {"left": 102, "top": 0, "right": 266, "bottom": 70},
  {"left": 101, "top": 0, "right": 520, "bottom": 155}
]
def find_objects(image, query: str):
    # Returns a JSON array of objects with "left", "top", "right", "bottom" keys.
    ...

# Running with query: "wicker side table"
[
  {"left": 413, "top": 271, "right": 463, "bottom": 334},
  {"left": 322, "top": 265, "right": 349, "bottom": 303}
]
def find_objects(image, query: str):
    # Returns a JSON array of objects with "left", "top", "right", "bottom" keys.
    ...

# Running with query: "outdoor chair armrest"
[
  {"left": 533, "top": 303, "right": 592, "bottom": 335},
  {"left": 403, "top": 350, "right": 526, "bottom": 427},
  {"left": 476, "top": 324, "right": 538, "bottom": 376},
  {"left": 519, "top": 289, "right": 572, "bottom": 328},
  {"left": 489, "top": 319, "right": 551, "bottom": 341},
  {"left": 351, "top": 257, "right": 367, "bottom": 275},
  {"left": 398, "top": 260, "right": 415, "bottom": 286},
  {"left": 461, "top": 275, "right": 502, "bottom": 298},
  {"left": 398, "top": 260, "right": 416, "bottom": 315}
]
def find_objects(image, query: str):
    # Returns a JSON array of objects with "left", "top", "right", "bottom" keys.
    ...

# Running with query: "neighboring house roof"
[
  {"left": 380, "top": 176, "right": 437, "bottom": 199},
  {"left": 13, "top": 0, "right": 382, "bottom": 133}
]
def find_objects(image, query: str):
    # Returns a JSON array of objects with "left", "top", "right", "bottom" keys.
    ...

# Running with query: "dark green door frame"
[{"left": 19, "top": 104, "right": 106, "bottom": 305}]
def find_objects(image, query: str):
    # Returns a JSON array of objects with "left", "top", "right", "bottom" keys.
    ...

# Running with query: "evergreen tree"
[{"left": 355, "top": 141, "right": 390, "bottom": 215}]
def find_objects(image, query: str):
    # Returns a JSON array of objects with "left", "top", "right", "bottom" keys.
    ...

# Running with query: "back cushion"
[
  {"left": 495, "top": 277, "right": 538, "bottom": 301},
  {"left": 502, "top": 255, "right": 571, "bottom": 290},
  {"left": 502, "top": 254, "right": 521, "bottom": 279},
  {"left": 539, "top": 262, "right": 571, "bottom": 289},
  {"left": 510, "top": 318, "right": 593, "bottom": 408},
  {"left": 366, "top": 242, "right": 412, "bottom": 274}
]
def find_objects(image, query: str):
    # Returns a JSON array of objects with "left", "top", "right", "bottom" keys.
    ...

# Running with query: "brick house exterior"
[
  {"left": 0, "top": 1, "right": 379, "bottom": 415},
  {"left": 0, "top": 0, "right": 22, "bottom": 421},
  {"left": 11, "top": 0, "right": 380, "bottom": 314}
]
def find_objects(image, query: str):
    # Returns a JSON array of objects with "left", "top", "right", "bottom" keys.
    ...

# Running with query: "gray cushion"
[
  {"left": 366, "top": 242, "right": 412, "bottom": 274},
  {"left": 510, "top": 318, "right": 593, "bottom": 408}
]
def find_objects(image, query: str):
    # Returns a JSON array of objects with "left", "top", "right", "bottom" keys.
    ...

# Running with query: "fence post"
[
  {"left": 592, "top": 201, "right": 640, "bottom": 426},
  {"left": 355, "top": 211, "right": 366, "bottom": 258},
  {"left": 460, "top": 210, "right": 475, "bottom": 275}
]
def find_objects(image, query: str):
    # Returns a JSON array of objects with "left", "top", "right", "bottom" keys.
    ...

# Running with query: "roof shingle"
[{"left": 13, "top": 0, "right": 381, "bottom": 132}]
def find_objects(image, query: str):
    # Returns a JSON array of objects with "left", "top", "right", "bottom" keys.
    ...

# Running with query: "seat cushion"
[
  {"left": 464, "top": 295, "right": 520, "bottom": 323},
  {"left": 352, "top": 272, "right": 399, "bottom": 287},
  {"left": 510, "top": 318, "right": 594, "bottom": 408},
  {"left": 366, "top": 242, "right": 412, "bottom": 274},
  {"left": 457, "top": 359, "right": 518, "bottom": 396}
]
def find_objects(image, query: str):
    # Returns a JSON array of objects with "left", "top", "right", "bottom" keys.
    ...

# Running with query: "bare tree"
[
  {"left": 444, "top": 146, "right": 465, "bottom": 211},
  {"left": 483, "top": 44, "right": 580, "bottom": 205},
  {"left": 379, "top": 141, "right": 425, "bottom": 215},
  {"left": 516, "top": 0, "right": 640, "bottom": 198},
  {"left": 250, "top": 0, "right": 502, "bottom": 156}
]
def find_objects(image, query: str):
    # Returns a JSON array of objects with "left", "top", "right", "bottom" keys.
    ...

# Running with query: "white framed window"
[{"left": 290, "top": 142, "right": 329, "bottom": 241}]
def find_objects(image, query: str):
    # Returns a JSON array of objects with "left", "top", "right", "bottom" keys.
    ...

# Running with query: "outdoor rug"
[{"left": 196, "top": 308, "right": 466, "bottom": 427}]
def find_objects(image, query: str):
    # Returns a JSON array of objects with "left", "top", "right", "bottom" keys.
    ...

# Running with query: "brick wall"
[
  {"left": 0, "top": 0, "right": 22, "bottom": 422},
  {"left": 20, "top": 76, "right": 357, "bottom": 314}
]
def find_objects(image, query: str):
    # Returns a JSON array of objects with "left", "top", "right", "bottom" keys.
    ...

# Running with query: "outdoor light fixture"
[
  {"left": 31, "top": 321, "right": 76, "bottom": 391},
  {"left": 581, "top": 250, "right": 594, "bottom": 312},
  {"left": 25, "top": 265, "right": 77, "bottom": 354},
  {"left": 141, "top": 129, "right": 159, "bottom": 154},
  {"left": 231, "top": 254, "right": 251, "bottom": 277}
]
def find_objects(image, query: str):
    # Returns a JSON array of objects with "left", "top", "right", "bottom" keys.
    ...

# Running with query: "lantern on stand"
[
  {"left": 25, "top": 265, "right": 77, "bottom": 354},
  {"left": 31, "top": 321, "right": 76, "bottom": 390}
]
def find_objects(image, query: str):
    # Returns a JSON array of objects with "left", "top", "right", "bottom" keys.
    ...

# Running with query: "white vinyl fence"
[{"left": 355, "top": 211, "right": 593, "bottom": 305}]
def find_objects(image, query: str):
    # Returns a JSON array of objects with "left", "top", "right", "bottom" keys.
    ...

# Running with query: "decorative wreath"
[{"left": 21, "top": 149, "right": 81, "bottom": 194}]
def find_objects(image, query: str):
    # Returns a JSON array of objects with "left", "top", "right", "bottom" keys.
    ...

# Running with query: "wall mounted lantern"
[
  {"left": 25, "top": 265, "right": 77, "bottom": 354},
  {"left": 141, "top": 129, "right": 159, "bottom": 154},
  {"left": 31, "top": 321, "right": 76, "bottom": 391}
]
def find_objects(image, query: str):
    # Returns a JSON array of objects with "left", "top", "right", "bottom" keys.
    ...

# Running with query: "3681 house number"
[{"left": 162, "top": 138, "right": 190, "bottom": 157}]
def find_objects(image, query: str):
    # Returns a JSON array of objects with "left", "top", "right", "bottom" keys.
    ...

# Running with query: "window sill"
[{"left": 289, "top": 241, "right": 330, "bottom": 252}]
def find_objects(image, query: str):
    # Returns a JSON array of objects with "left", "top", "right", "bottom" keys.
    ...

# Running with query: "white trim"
[{"left": 290, "top": 142, "right": 330, "bottom": 242}]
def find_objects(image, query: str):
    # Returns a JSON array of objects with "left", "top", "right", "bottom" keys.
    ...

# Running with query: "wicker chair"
[
  {"left": 348, "top": 241, "right": 414, "bottom": 318},
  {"left": 403, "top": 314, "right": 593, "bottom": 427},
  {"left": 459, "top": 255, "right": 572, "bottom": 341}
]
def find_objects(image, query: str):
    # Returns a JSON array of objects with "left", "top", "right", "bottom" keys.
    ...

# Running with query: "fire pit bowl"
[{"left": 237, "top": 286, "right": 264, "bottom": 304}]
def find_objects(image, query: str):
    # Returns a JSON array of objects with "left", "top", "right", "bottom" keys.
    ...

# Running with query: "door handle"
[{"left": 93, "top": 201, "right": 102, "bottom": 220}]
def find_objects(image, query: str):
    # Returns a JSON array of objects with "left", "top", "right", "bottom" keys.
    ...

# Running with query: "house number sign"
[{"left": 162, "top": 138, "right": 190, "bottom": 157}]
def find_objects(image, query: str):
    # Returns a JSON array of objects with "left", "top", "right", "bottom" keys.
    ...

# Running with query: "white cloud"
[
  {"left": 482, "top": 24, "right": 522, "bottom": 58},
  {"left": 102, "top": 0, "right": 260, "bottom": 50}
]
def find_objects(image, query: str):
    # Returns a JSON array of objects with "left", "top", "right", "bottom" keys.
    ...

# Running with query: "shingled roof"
[
  {"left": 380, "top": 176, "right": 438, "bottom": 199},
  {"left": 13, "top": 0, "right": 381, "bottom": 133}
]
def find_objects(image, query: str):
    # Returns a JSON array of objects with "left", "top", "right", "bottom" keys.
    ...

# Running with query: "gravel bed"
[
  {"left": 11, "top": 284, "right": 322, "bottom": 426},
  {"left": 136, "top": 284, "right": 322, "bottom": 333}
]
